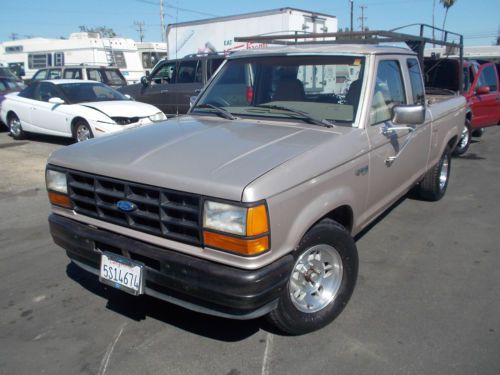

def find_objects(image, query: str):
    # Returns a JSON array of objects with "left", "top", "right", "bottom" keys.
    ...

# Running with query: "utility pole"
[
  {"left": 134, "top": 21, "right": 145, "bottom": 42},
  {"left": 160, "top": 0, "right": 165, "bottom": 42},
  {"left": 9, "top": 33, "right": 19, "bottom": 40},
  {"left": 358, "top": 5, "right": 367, "bottom": 31},
  {"left": 350, "top": 0, "right": 354, "bottom": 32}
]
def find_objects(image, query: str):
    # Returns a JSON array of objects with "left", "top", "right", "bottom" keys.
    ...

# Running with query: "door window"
[
  {"left": 370, "top": 60, "right": 406, "bottom": 125},
  {"left": 478, "top": 65, "right": 498, "bottom": 92},
  {"left": 151, "top": 62, "right": 176, "bottom": 84},
  {"left": 32, "top": 70, "right": 48, "bottom": 81},
  {"left": 87, "top": 69, "right": 104, "bottom": 82},
  {"left": 63, "top": 68, "right": 82, "bottom": 79},
  {"left": 19, "top": 83, "right": 38, "bottom": 99},
  {"left": 48, "top": 69, "right": 62, "bottom": 79},
  {"left": 36, "top": 82, "right": 61, "bottom": 102},
  {"left": 177, "top": 60, "right": 201, "bottom": 83},
  {"left": 208, "top": 58, "right": 224, "bottom": 78}
]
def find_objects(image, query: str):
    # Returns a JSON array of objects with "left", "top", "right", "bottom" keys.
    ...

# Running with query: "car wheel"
[
  {"left": 266, "top": 218, "right": 358, "bottom": 335},
  {"left": 417, "top": 146, "right": 451, "bottom": 201},
  {"left": 8, "top": 114, "right": 25, "bottom": 140},
  {"left": 452, "top": 119, "right": 471, "bottom": 156},
  {"left": 73, "top": 120, "right": 94, "bottom": 142}
]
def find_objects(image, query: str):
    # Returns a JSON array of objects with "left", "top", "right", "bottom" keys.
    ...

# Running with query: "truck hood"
[
  {"left": 79, "top": 100, "right": 161, "bottom": 118},
  {"left": 48, "top": 115, "right": 338, "bottom": 201}
]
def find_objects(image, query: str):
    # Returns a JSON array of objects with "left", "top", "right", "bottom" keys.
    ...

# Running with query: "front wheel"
[
  {"left": 452, "top": 119, "right": 471, "bottom": 156},
  {"left": 416, "top": 146, "right": 451, "bottom": 201},
  {"left": 266, "top": 219, "right": 358, "bottom": 335},
  {"left": 73, "top": 120, "right": 94, "bottom": 142}
]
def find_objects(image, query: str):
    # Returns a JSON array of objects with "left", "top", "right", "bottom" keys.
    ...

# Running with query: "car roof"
[{"left": 228, "top": 44, "right": 415, "bottom": 59}]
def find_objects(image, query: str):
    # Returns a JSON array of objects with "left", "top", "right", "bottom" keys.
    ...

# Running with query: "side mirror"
[
  {"left": 189, "top": 96, "right": 198, "bottom": 108},
  {"left": 392, "top": 104, "right": 425, "bottom": 125},
  {"left": 48, "top": 97, "right": 65, "bottom": 104},
  {"left": 141, "top": 75, "right": 150, "bottom": 86},
  {"left": 475, "top": 85, "right": 490, "bottom": 95},
  {"left": 124, "top": 94, "right": 133, "bottom": 100}
]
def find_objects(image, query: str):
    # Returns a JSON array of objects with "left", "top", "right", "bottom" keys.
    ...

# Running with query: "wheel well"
[
  {"left": 448, "top": 135, "right": 458, "bottom": 150},
  {"left": 320, "top": 205, "right": 354, "bottom": 233},
  {"left": 6, "top": 111, "right": 18, "bottom": 122}
]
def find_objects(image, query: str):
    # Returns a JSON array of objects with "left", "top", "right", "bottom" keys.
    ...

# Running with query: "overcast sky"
[{"left": 1, "top": 0, "right": 498, "bottom": 46}]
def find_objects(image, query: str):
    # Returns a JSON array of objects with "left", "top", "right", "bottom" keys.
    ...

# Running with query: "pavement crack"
[{"left": 97, "top": 322, "right": 127, "bottom": 375}]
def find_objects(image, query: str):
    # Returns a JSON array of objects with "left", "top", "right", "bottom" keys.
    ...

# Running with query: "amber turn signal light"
[
  {"left": 48, "top": 191, "right": 72, "bottom": 209},
  {"left": 203, "top": 231, "right": 269, "bottom": 256},
  {"left": 246, "top": 204, "right": 269, "bottom": 236}
]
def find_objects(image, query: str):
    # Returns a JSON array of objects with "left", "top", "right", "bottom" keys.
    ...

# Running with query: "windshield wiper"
[
  {"left": 194, "top": 104, "right": 237, "bottom": 120},
  {"left": 254, "top": 104, "right": 334, "bottom": 128}
]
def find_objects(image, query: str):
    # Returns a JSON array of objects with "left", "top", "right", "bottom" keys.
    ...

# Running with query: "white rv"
[
  {"left": 0, "top": 33, "right": 167, "bottom": 83},
  {"left": 166, "top": 7, "right": 338, "bottom": 59}
]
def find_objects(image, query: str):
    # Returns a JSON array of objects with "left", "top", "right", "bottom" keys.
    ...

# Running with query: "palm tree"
[{"left": 440, "top": 0, "right": 457, "bottom": 31}]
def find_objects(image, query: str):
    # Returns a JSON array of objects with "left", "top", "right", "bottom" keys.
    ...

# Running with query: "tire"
[
  {"left": 73, "top": 120, "right": 94, "bottom": 142},
  {"left": 417, "top": 146, "right": 451, "bottom": 201},
  {"left": 8, "top": 113, "right": 25, "bottom": 140},
  {"left": 452, "top": 119, "right": 471, "bottom": 156},
  {"left": 472, "top": 128, "right": 485, "bottom": 138},
  {"left": 266, "top": 218, "right": 358, "bottom": 335}
]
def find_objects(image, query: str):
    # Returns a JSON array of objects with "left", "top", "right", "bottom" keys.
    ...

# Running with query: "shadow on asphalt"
[
  {"left": 22, "top": 133, "right": 74, "bottom": 146},
  {"left": 66, "top": 262, "right": 267, "bottom": 341}
]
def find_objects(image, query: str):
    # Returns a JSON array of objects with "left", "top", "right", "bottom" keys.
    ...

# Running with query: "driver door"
[
  {"left": 365, "top": 57, "right": 431, "bottom": 222},
  {"left": 137, "top": 60, "right": 177, "bottom": 114},
  {"left": 30, "top": 82, "right": 69, "bottom": 136}
]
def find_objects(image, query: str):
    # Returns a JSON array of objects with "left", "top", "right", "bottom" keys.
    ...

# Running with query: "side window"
[
  {"left": 36, "top": 82, "right": 61, "bottom": 102},
  {"left": 0, "top": 80, "right": 6, "bottom": 91},
  {"left": 479, "top": 66, "right": 498, "bottom": 92},
  {"left": 407, "top": 58, "right": 425, "bottom": 104},
  {"left": 63, "top": 69, "right": 82, "bottom": 79},
  {"left": 48, "top": 69, "right": 62, "bottom": 79},
  {"left": 87, "top": 69, "right": 104, "bottom": 82},
  {"left": 54, "top": 52, "right": 65, "bottom": 67},
  {"left": 151, "top": 62, "right": 176, "bottom": 84},
  {"left": 208, "top": 58, "right": 224, "bottom": 79},
  {"left": 177, "top": 60, "right": 201, "bottom": 83},
  {"left": 28, "top": 53, "right": 52, "bottom": 69},
  {"left": 18, "top": 83, "right": 37, "bottom": 99},
  {"left": 370, "top": 60, "right": 406, "bottom": 125},
  {"left": 32, "top": 70, "right": 48, "bottom": 81},
  {"left": 112, "top": 51, "right": 127, "bottom": 68}
]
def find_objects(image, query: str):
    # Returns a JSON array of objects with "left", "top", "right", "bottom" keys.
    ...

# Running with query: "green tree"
[
  {"left": 440, "top": 0, "right": 457, "bottom": 31},
  {"left": 79, "top": 25, "right": 117, "bottom": 38}
]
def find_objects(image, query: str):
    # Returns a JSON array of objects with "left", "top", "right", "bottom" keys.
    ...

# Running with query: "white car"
[{"left": 0, "top": 79, "right": 166, "bottom": 142}]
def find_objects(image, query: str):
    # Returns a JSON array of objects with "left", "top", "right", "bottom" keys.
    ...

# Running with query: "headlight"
[
  {"left": 203, "top": 200, "right": 269, "bottom": 256},
  {"left": 46, "top": 169, "right": 68, "bottom": 194},
  {"left": 46, "top": 168, "right": 72, "bottom": 208},
  {"left": 148, "top": 112, "right": 167, "bottom": 122}
]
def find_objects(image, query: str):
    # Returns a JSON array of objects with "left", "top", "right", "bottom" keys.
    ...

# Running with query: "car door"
[
  {"left": 135, "top": 60, "right": 177, "bottom": 114},
  {"left": 365, "top": 57, "right": 431, "bottom": 221},
  {"left": 30, "top": 82, "right": 70, "bottom": 136},
  {"left": 174, "top": 59, "right": 203, "bottom": 114},
  {"left": 469, "top": 63, "right": 500, "bottom": 128}
]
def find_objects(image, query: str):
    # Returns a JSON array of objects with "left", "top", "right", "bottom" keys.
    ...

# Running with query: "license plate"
[{"left": 99, "top": 252, "right": 145, "bottom": 295}]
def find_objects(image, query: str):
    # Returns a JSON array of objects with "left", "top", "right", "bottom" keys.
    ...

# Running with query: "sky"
[{"left": 0, "top": 0, "right": 498, "bottom": 46}]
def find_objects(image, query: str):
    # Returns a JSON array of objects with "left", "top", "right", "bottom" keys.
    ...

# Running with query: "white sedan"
[{"left": 0, "top": 79, "right": 166, "bottom": 142}]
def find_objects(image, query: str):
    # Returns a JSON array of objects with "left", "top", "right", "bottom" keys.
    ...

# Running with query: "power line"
[{"left": 133, "top": 20, "right": 146, "bottom": 42}]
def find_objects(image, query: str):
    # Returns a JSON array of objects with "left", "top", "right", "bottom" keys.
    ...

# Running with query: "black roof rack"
[{"left": 235, "top": 23, "right": 464, "bottom": 92}]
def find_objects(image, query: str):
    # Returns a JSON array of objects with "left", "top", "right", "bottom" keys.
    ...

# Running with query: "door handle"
[{"left": 160, "top": 89, "right": 169, "bottom": 94}]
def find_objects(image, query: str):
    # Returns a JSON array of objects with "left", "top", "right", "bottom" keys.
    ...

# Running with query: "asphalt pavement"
[{"left": 0, "top": 126, "right": 499, "bottom": 375}]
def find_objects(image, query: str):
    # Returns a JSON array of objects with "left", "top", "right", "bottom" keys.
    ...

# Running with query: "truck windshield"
[{"left": 193, "top": 55, "right": 365, "bottom": 126}]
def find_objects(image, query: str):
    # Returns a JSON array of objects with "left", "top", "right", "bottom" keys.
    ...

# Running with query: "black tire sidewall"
[
  {"left": 435, "top": 147, "right": 451, "bottom": 199},
  {"left": 270, "top": 219, "right": 358, "bottom": 335}
]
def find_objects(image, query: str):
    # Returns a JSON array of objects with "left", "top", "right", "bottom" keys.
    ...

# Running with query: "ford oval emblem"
[{"left": 116, "top": 200, "right": 137, "bottom": 212}]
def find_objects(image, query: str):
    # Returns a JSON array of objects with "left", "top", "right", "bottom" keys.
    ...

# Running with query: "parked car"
[
  {"left": 0, "top": 67, "right": 24, "bottom": 84},
  {"left": 0, "top": 79, "right": 166, "bottom": 142},
  {"left": 0, "top": 77, "right": 25, "bottom": 128},
  {"left": 46, "top": 41, "right": 465, "bottom": 335},
  {"left": 119, "top": 54, "right": 225, "bottom": 115},
  {"left": 424, "top": 57, "right": 500, "bottom": 155},
  {"left": 31, "top": 65, "right": 127, "bottom": 89}
]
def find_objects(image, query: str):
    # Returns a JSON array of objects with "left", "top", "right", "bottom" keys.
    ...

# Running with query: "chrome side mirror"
[{"left": 392, "top": 104, "right": 425, "bottom": 125}]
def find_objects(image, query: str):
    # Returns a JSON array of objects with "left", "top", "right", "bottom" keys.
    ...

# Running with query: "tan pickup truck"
[{"left": 46, "top": 44, "right": 466, "bottom": 335}]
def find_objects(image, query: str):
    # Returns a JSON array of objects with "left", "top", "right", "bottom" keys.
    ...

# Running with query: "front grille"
[{"left": 67, "top": 170, "right": 202, "bottom": 245}]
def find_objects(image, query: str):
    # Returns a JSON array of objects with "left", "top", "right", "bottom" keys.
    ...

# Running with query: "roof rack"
[{"left": 235, "top": 23, "right": 464, "bottom": 93}]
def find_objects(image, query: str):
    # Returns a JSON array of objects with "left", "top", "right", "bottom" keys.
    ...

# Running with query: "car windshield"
[
  {"left": 59, "top": 82, "right": 127, "bottom": 103},
  {"left": 192, "top": 55, "right": 365, "bottom": 126}
]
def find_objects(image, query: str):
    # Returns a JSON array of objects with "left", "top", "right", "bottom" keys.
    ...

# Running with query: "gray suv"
[{"left": 119, "top": 54, "right": 225, "bottom": 115}]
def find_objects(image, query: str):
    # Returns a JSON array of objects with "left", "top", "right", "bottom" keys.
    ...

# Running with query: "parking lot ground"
[{"left": 0, "top": 127, "right": 499, "bottom": 375}]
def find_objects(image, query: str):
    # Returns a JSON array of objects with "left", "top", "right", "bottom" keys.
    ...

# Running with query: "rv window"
[
  {"left": 64, "top": 68, "right": 82, "bottom": 79},
  {"left": 112, "top": 51, "right": 127, "bottom": 68},
  {"left": 142, "top": 52, "right": 167, "bottom": 69},
  {"left": 54, "top": 52, "right": 65, "bottom": 67},
  {"left": 28, "top": 54, "right": 52, "bottom": 69}
]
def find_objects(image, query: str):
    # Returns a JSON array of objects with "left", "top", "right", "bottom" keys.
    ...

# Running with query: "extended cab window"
[
  {"left": 370, "top": 60, "right": 406, "bottom": 125},
  {"left": 407, "top": 58, "right": 424, "bottom": 104}
]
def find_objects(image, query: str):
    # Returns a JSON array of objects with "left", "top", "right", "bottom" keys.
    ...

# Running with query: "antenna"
[{"left": 358, "top": 5, "right": 367, "bottom": 31}]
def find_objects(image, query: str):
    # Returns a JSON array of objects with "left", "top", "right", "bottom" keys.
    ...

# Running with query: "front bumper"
[{"left": 49, "top": 214, "right": 293, "bottom": 319}]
